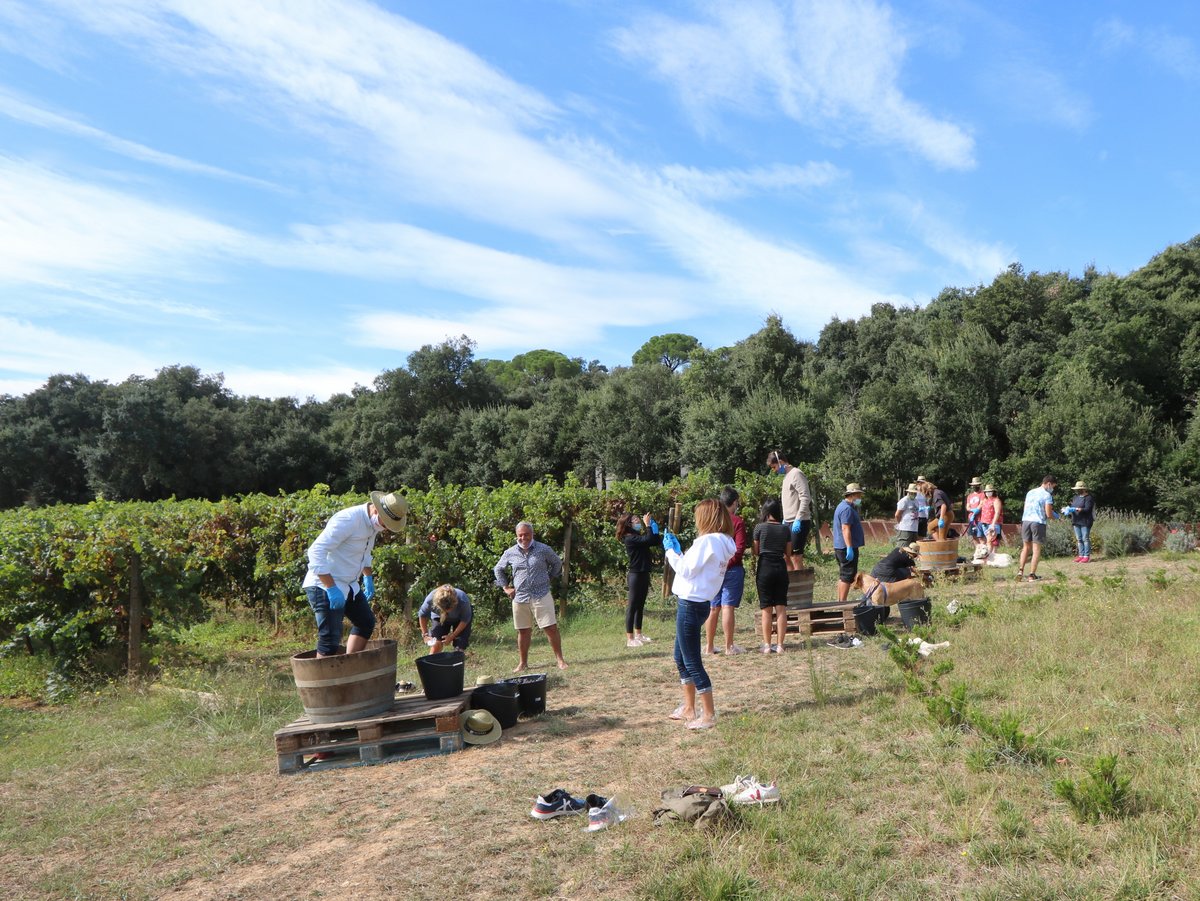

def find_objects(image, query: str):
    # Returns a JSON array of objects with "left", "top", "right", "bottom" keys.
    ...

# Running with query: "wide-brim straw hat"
[
  {"left": 969, "top": 477, "right": 982, "bottom": 487},
  {"left": 844, "top": 482, "right": 866, "bottom": 496},
  {"left": 903, "top": 542, "right": 920, "bottom": 555},
  {"left": 983, "top": 484, "right": 997, "bottom": 493},
  {"left": 475, "top": 675, "right": 496, "bottom": 686},
  {"left": 460, "top": 709, "right": 502, "bottom": 745},
  {"left": 916, "top": 475, "right": 927, "bottom": 483},
  {"left": 369, "top": 490, "right": 409, "bottom": 532},
  {"left": 1072, "top": 481, "right": 1088, "bottom": 491},
  {"left": 905, "top": 482, "right": 919, "bottom": 494}
]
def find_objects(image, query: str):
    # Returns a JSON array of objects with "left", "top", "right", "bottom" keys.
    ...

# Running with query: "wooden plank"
[
  {"left": 278, "top": 727, "right": 465, "bottom": 775},
  {"left": 275, "top": 691, "right": 470, "bottom": 739}
]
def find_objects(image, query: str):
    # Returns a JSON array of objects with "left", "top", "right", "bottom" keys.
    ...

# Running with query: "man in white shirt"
[{"left": 302, "top": 490, "right": 408, "bottom": 657}]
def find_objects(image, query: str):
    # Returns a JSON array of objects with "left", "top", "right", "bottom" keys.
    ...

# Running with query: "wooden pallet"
[
  {"left": 921, "top": 562, "right": 982, "bottom": 582},
  {"left": 274, "top": 691, "right": 470, "bottom": 774},
  {"left": 786, "top": 601, "right": 859, "bottom": 638}
]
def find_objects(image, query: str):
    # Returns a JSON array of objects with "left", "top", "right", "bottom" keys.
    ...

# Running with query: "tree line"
[{"left": 3, "top": 235, "right": 1199, "bottom": 518}]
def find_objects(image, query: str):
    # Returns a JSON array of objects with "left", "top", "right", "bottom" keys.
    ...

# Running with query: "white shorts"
[{"left": 512, "top": 592, "right": 557, "bottom": 629}]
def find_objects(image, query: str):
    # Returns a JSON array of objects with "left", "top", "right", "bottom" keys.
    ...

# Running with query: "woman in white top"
[{"left": 661, "top": 498, "right": 736, "bottom": 731}]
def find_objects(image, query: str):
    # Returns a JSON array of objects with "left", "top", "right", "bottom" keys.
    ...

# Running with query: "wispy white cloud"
[
  {"left": 1095, "top": 17, "right": 1200, "bottom": 79},
  {"left": 0, "top": 316, "right": 163, "bottom": 385},
  {"left": 985, "top": 59, "right": 1092, "bottom": 130},
  {"left": 613, "top": 0, "right": 975, "bottom": 170},
  {"left": 0, "top": 88, "right": 279, "bottom": 188},
  {"left": 660, "top": 161, "right": 843, "bottom": 200}
]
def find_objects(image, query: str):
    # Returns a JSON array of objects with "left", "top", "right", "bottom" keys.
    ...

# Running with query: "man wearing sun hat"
[
  {"left": 832, "top": 483, "right": 866, "bottom": 601},
  {"left": 301, "top": 490, "right": 408, "bottom": 658},
  {"left": 894, "top": 483, "right": 921, "bottom": 546}
]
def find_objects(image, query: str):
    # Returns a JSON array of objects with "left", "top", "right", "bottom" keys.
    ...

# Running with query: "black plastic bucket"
[
  {"left": 853, "top": 602, "right": 882, "bottom": 636},
  {"left": 503, "top": 673, "right": 547, "bottom": 716},
  {"left": 899, "top": 599, "right": 932, "bottom": 629},
  {"left": 415, "top": 650, "right": 465, "bottom": 700},
  {"left": 471, "top": 682, "right": 520, "bottom": 728}
]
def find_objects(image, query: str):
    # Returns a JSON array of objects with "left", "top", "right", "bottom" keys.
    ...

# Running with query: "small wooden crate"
[
  {"left": 274, "top": 691, "right": 470, "bottom": 774},
  {"left": 786, "top": 601, "right": 858, "bottom": 638}
]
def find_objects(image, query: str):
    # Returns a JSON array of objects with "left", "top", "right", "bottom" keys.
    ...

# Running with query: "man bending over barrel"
[{"left": 302, "top": 491, "right": 408, "bottom": 657}]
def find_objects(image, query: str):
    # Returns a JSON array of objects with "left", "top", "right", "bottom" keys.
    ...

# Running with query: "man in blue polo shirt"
[
  {"left": 833, "top": 483, "right": 866, "bottom": 602},
  {"left": 1018, "top": 475, "right": 1058, "bottom": 582}
]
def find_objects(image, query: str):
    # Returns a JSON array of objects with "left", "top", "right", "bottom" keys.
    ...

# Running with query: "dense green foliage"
[
  {"left": 0, "top": 471, "right": 790, "bottom": 676},
  {"left": 4, "top": 237, "right": 1200, "bottom": 515}
]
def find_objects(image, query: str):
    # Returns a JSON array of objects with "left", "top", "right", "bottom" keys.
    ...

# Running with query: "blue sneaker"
[{"left": 530, "top": 788, "right": 586, "bottom": 820}]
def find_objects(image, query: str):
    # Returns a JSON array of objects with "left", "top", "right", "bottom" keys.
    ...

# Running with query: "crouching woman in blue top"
[
  {"left": 418, "top": 584, "right": 473, "bottom": 653},
  {"left": 661, "top": 498, "right": 736, "bottom": 731}
]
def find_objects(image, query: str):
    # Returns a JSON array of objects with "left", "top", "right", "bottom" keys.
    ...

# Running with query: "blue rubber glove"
[
  {"left": 790, "top": 518, "right": 803, "bottom": 534},
  {"left": 362, "top": 575, "right": 375, "bottom": 600},
  {"left": 649, "top": 517, "right": 659, "bottom": 535},
  {"left": 918, "top": 505, "right": 929, "bottom": 517},
  {"left": 845, "top": 546, "right": 855, "bottom": 562},
  {"left": 325, "top": 584, "right": 346, "bottom": 612},
  {"left": 937, "top": 518, "right": 945, "bottom": 529},
  {"left": 662, "top": 532, "right": 682, "bottom": 555}
]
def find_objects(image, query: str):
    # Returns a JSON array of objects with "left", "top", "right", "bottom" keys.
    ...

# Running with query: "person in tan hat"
[
  {"left": 894, "top": 483, "right": 921, "bottom": 546},
  {"left": 965, "top": 477, "right": 985, "bottom": 548},
  {"left": 853, "top": 542, "right": 925, "bottom": 609},
  {"left": 833, "top": 483, "right": 866, "bottom": 601},
  {"left": 1064, "top": 480, "right": 1095, "bottom": 562},
  {"left": 301, "top": 490, "right": 407, "bottom": 657}
]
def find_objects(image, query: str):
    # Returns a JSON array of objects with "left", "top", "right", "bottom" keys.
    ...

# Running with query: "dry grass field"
[{"left": 2, "top": 546, "right": 1199, "bottom": 900}]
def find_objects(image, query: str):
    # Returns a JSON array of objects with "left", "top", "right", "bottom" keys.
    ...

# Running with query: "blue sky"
[{"left": 0, "top": 1, "right": 1197, "bottom": 399}]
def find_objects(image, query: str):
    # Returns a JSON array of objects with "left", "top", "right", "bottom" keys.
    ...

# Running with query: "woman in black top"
[
  {"left": 617, "top": 512, "right": 662, "bottom": 647},
  {"left": 752, "top": 498, "right": 793, "bottom": 654},
  {"left": 1066, "top": 481, "right": 1095, "bottom": 562}
]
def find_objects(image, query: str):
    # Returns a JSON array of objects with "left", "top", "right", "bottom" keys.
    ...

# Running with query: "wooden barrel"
[
  {"left": 786, "top": 568, "right": 816, "bottom": 608},
  {"left": 916, "top": 538, "right": 960, "bottom": 572},
  {"left": 290, "top": 638, "right": 397, "bottom": 724}
]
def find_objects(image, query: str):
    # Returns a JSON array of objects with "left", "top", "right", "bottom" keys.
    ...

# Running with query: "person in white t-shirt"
[
  {"left": 1017, "top": 475, "right": 1058, "bottom": 582},
  {"left": 661, "top": 498, "right": 736, "bottom": 732}
]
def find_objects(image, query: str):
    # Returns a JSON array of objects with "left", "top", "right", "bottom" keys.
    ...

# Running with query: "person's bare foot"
[
  {"left": 556, "top": 659, "right": 569, "bottom": 670},
  {"left": 669, "top": 705, "right": 695, "bottom": 721},
  {"left": 686, "top": 717, "right": 716, "bottom": 730},
  {"left": 512, "top": 663, "right": 528, "bottom": 673}
]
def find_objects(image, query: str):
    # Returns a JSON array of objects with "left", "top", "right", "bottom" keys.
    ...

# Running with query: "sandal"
[
  {"left": 686, "top": 717, "right": 716, "bottom": 730},
  {"left": 1026, "top": 574, "right": 1042, "bottom": 582},
  {"left": 669, "top": 705, "right": 691, "bottom": 721}
]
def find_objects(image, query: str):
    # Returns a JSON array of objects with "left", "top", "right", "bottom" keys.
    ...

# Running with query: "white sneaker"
[
  {"left": 720, "top": 774, "right": 758, "bottom": 797},
  {"left": 636, "top": 634, "right": 653, "bottom": 642},
  {"left": 626, "top": 638, "right": 642, "bottom": 648},
  {"left": 731, "top": 779, "right": 781, "bottom": 806},
  {"left": 760, "top": 644, "right": 772, "bottom": 654}
]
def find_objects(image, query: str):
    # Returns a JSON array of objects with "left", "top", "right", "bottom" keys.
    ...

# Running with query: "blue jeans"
[
  {"left": 305, "top": 585, "right": 376, "bottom": 656},
  {"left": 1074, "top": 525, "right": 1091, "bottom": 557},
  {"left": 674, "top": 599, "right": 712, "bottom": 694}
]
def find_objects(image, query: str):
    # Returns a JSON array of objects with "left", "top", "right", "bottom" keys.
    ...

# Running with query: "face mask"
[
  {"left": 852, "top": 498, "right": 863, "bottom": 508},
  {"left": 370, "top": 513, "right": 385, "bottom": 531},
  {"left": 631, "top": 521, "right": 643, "bottom": 533}
]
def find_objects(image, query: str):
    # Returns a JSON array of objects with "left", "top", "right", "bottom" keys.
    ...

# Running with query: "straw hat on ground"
[{"left": 460, "top": 709, "right": 502, "bottom": 745}]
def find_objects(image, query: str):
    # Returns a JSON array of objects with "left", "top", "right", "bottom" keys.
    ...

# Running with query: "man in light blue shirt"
[
  {"left": 302, "top": 490, "right": 407, "bottom": 657},
  {"left": 494, "top": 522, "right": 567, "bottom": 672},
  {"left": 1017, "top": 476, "right": 1057, "bottom": 582},
  {"left": 832, "top": 483, "right": 866, "bottom": 601}
]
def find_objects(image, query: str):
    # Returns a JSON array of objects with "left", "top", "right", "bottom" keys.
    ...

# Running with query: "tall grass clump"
[
  {"left": 1053, "top": 753, "right": 1136, "bottom": 823},
  {"left": 1092, "top": 509, "right": 1156, "bottom": 557}
]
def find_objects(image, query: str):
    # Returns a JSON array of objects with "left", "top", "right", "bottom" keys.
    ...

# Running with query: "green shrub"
[
  {"left": 1042, "top": 519, "right": 1079, "bottom": 558},
  {"left": 1053, "top": 754, "right": 1135, "bottom": 823},
  {"left": 1164, "top": 528, "right": 1197, "bottom": 553},
  {"left": 1091, "top": 510, "right": 1155, "bottom": 557},
  {"left": 968, "top": 710, "right": 1052, "bottom": 768}
]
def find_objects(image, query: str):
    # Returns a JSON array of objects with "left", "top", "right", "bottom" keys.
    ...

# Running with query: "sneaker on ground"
[
  {"left": 530, "top": 788, "right": 587, "bottom": 820},
  {"left": 772, "top": 644, "right": 785, "bottom": 654},
  {"left": 829, "top": 635, "right": 855, "bottom": 650},
  {"left": 730, "top": 779, "right": 781, "bottom": 806},
  {"left": 636, "top": 635, "right": 653, "bottom": 642},
  {"left": 584, "top": 795, "right": 619, "bottom": 831},
  {"left": 725, "top": 644, "right": 746, "bottom": 656},
  {"left": 626, "top": 638, "right": 642, "bottom": 648},
  {"left": 760, "top": 644, "right": 772, "bottom": 654},
  {"left": 720, "top": 774, "right": 758, "bottom": 797},
  {"left": 1081, "top": 556, "right": 1091, "bottom": 563}
]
